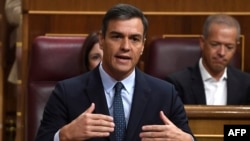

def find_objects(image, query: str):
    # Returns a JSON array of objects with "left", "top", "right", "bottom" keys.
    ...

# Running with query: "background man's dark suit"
[
  {"left": 35, "top": 67, "right": 193, "bottom": 141},
  {"left": 165, "top": 63, "right": 250, "bottom": 105}
]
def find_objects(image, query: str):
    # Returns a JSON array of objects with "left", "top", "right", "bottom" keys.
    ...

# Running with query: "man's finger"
[
  {"left": 84, "top": 103, "right": 95, "bottom": 114},
  {"left": 160, "top": 111, "right": 173, "bottom": 125}
]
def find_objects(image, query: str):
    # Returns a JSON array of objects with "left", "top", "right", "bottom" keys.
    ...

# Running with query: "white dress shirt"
[
  {"left": 99, "top": 63, "right": 135, "bottom": 125},
  {"left": 199, "top": 58, "right": 227, "bottom": 105}
]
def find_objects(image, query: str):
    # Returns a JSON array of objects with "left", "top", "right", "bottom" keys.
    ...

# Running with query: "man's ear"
[
  {"left": 199, "top": 35, "right": 205, "bottom": 50},
  {"left": 141, "top": 38, "right": 146, "bottom": 55},
  {"left": 141, "top": 47, "right": 144, "bottom": 55},
  {"left": 98, "top": 33, "right": 104, "bottom": 49}
]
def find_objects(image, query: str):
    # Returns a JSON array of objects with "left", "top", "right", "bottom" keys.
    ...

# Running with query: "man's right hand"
[{"left": 59, "top": 103, "right": 115, "bottom": 141}]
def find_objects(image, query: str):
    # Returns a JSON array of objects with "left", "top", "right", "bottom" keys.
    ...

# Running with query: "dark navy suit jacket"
[
  {"left": 166, "top": 63, "right": 250, "bottom": 105},
  {"left": 35, "top": 67, "right": 193, "bottom": 141}
]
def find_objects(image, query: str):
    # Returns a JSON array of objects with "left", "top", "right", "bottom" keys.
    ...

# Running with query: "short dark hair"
[
  {"left": 101, "top": 3, "right": 148, "bottom": 39},
  {"left": 202, "top": 14, "right": 241, "bottom": 42},
  {"left": 81, "top": 31, "right": 100, "bottom": 72}
]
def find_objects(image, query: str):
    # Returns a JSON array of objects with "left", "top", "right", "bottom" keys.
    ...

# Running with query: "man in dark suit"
[
  {"left": 166, "top": 14, "right": 250, "bottom": 105},
  {"left": 35, "top": 3, "right": 194, "bottom": 141}
]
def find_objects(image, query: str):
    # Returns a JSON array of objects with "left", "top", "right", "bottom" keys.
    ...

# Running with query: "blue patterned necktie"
[{"left": 113, "top": 82, "right": 126, "bottom": 141}]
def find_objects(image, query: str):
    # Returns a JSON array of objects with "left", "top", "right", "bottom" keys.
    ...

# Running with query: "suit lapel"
[
  {"left": 191, "top": 64, "right": 207, "bottom": 104},
  {"left": 85, "top": 69, "right": 116, "bottom": 141},
  {"left": 125, "top": 69, "right": 151, "bottom": 141},
  {"left": 227, "top": 67, "right": 239, "bottom": 104},
  {"left": 86, "top": 69, "right": 110, "bottom": 115}
]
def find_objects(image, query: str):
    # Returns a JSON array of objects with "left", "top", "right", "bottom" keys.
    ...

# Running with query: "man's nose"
[
  {"left": 121, "top": 38, "right": 130, "bottom": 50},
  {"left": 218, "top": 44, "right": 226, "bottom": 56}
]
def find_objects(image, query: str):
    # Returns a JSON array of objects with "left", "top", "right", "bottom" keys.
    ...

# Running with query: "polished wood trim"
[
  {"left": 185, "top": 105, "right": 250, "bottom": 119},
  {"left": 28, "top": 11, "right": 105, "bottom": 15},
  {"left": 194, "top": 134, "right": 223, "bottom": 138},
  {"left": 186, "top": 105, "right": 250, "bottom": 140},
  {"left": 28, "top": 11, "right": 250, "bottom": 15},
  {"left": 45, "top": 33, "right": 88, "bottom": 37},
  {"left": 144, "top": 12, "right": 250, "bottom": 15},
  {"left": 162, "top": 34, "right": 200, "bottom": 38}
]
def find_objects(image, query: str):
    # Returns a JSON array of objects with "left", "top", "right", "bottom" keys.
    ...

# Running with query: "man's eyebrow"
[
  {"left": 130, "top": 34, "right": 142, "bottom": 37},
  {"left": 109, "top": 31, "right": 122, "bottom": 35},
  {"left": 109, "top": 31, "right": 143, "bottom": 37}
]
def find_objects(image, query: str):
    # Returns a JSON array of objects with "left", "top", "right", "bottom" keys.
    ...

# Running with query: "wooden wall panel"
[
  {"left": 25, "top": 14, "right": 250, "bottom": 72},
  {"left": 27, "top": 14, "right": 102, "bottom": 49},
  {"left": 24, "top": 0, "right": 250, "bottom": 12},
  {"left": 17, "top": 1, "right": 250, "bottom": 141}
]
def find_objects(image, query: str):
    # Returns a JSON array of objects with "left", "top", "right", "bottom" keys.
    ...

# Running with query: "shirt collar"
[
  {"left": 199, "top": 58, "right": 227, "bottom": 81},
  {"left": 99, "top": 62, "right": 135, "bottom": 94}
]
